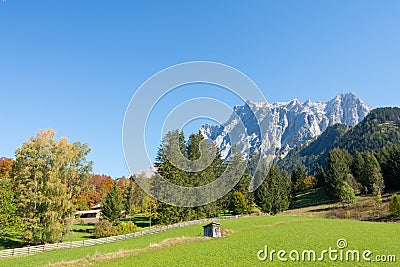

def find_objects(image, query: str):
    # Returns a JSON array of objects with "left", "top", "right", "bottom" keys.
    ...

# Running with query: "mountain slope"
[
  {"left": 278, "top": 107, "right": 400, "bottom": 172},
  {"left": 335, "top": 107, "right": 400, "bottom": 154},
  {"left": 201, "top": 93, "right": 371, "bottom": 160}
]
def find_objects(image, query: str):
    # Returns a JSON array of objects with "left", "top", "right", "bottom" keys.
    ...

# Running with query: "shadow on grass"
[
  {"left": 362, "top": 215, "right": 398, "bottom": 223},
  {"left": 0, "top": 238, "right": 25, "bottom": 250},
  {"left": 309, "top": 206, "right": 338, "bottom": 212},
  {"left": 121, "top": 216, "right": 151, "bottom": 228}
]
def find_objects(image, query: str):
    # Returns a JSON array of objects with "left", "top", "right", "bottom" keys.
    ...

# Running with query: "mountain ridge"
[{"left": 200, "top": 93, "right": 372, "bottom": 160}]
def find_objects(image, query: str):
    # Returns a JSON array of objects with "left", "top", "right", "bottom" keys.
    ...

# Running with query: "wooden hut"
[{"left": 203, "top": 222, "right": 221, "bottom": 238}]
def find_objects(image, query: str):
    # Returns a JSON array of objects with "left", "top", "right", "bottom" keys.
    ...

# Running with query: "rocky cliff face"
[{"left": 200, "top": 93, "right": 371, "bottom": 159}]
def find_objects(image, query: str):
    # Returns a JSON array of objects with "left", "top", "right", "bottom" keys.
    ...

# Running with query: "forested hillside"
[{"left": 278, "top": 107, "right": 400, "bottom": 173}]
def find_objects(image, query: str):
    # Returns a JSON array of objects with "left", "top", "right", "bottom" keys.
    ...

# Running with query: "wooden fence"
[{"left": 0, "top": 215, "right": 256, "bottom": 258}]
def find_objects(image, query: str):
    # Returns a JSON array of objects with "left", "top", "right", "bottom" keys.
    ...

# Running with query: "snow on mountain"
[
  {"left": 200, "top": 93, "right": 372, "bottom": 159},
  {"left": 132, "top": 166, "right": 157, "bottom": 178}
]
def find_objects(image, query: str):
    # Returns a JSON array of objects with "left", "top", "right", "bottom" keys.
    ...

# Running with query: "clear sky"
[{"left": 1, "top": 1, "right": 399, "bottom": 178}]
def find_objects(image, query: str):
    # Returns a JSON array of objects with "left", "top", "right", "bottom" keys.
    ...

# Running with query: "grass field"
[
  {"left": 1, "top": 215, "right": 398, "bottom": 267},
  {"left": 290, "top": 188, "right": 332, "bottom": 208},
  {"left": 0, "top": 216, "right": 152, "bottom": 250},
  {"left": 63, "top": 224, "right": 95, "bottom": 242}
]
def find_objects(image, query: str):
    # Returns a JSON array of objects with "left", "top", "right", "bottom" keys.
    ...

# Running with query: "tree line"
[
  {"left": 2, "top": 128, "right": 399, "bottom": 244},
  {"left": 150, "top": 130, "right": 292, "bottom": 225},
  {"left": 290, "top": 145, "right": 400, "bottom": 205}
]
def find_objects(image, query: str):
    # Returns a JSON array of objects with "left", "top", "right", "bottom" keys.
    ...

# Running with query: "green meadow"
[{"left": 1, "top": 215, "right": 398, "bottom": 267}]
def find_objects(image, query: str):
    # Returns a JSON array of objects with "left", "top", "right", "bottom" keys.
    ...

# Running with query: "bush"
[
  {"left": 339, "top": 182, "right": 356, "bottom": 206},
  {"left": 302, "top": 176, "right": 318, "bottom": 191},
  {"left": 389, "top": 194, "right": 400, "bottom": 217},
  {"left": 115, "top": 221, "right": 137, "bottom": 235},
  {"left": 93, "top": 220, "right": 118, "bottom": 238}
]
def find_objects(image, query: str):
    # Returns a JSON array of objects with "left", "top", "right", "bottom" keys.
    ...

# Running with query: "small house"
[
  {"left": 75, "top": 209, "right": 101, "bottom": 224},
  {"left": 203, "top": 222, "right": 221, "bottom": 238}
]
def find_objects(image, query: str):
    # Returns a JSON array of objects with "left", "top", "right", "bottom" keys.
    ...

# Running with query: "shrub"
[
  {"left": 302, "top": 176, "right": 318, "bottom": 191},
  {"left": 115, "top": 221, "right": 137, "bottom": 235},
  {"left": 389, "top": 194, "right": 400, "bottom": 217},
  {"left": 339, "top": 182, "right": 356, "bottom": 206},
  {"left": 93, "top": 219, "right": 118, "bottom": 238}
]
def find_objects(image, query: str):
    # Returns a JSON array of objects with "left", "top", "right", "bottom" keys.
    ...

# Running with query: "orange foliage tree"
[
  {"left": 76, "top": 174, "right": 114, "bottom": 210},
  {"left": 0, "top": 157, "right": 14, "bottom": 179}
]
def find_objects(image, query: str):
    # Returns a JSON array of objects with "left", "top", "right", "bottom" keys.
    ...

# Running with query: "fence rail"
[{"left": 0, "top": 214, "right": 259, "bottom": 258}]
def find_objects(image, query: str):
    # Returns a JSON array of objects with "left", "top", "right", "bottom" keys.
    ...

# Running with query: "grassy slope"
[
  {"left": 91, "top": 217, "right": 399, "bottom": 267},
  {"left": 63, "top": 224, "right": 95, "bottom": 242},
  {"left": 290, "top": 188, "right": 332, "bottom": 208},
  {"left": 1, "top": 216, "right": 398, "bottom": 267}
]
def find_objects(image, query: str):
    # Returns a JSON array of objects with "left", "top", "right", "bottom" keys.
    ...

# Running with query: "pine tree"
[
  {"left": 291, "top": 165, "right": 307, "bottom": 192},
  {"left": 314, "top": 164, "right": 326, "bottom": 187},
  {"left": 352, "top": 151, "right": 366, "bottom": 194},
  {"left": 153, "top": 130, "right": 188, "bottom": 224},
  {"left": 123, "top": 176, "right": 135, "bottom": 216},
  {"left": 152, "top": 130, "right": 227, "bottom": 224},
  {"left": 269, "top": 165, "right": 292, "bottom": 214},
  {"left": 102, "top": 183, "right": 124, "bottom": 225},
  {"left": 324, "top": 148, "right": 353, "bottom": 200},
  {"left": 254, "top": 161, "right": 291, "bottom": 214},
  {"left": 362, "top": 153, "right": 384, "bottom": 196},
  {"left": 229, "top": 192, "right": 247, "bottom": 215},
  {"left": 379, "top": 145, "right": 400, "bottom": 190},
  {"left": 254, "top": 180, "right": 271, "bottom": 213},
  {"left": 389, "top": 194, "right": 400, "bottom": 217}
]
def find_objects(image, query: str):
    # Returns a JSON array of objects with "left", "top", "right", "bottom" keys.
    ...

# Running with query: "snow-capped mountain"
[
  {"left": 132, "top": 166, "right": 157, "bottom": 178},
  {"left": 200, "top": 93, "right": 372, "bottom": 159}
]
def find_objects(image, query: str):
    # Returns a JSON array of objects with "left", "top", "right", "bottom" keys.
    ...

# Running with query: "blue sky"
[{"left": 1, "top": 1, "right": 399, "bottom": 178}]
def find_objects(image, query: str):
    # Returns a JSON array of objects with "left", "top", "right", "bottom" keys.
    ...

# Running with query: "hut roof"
[{"left": 203, "top": 222, "right": 220, "bottom": 228}]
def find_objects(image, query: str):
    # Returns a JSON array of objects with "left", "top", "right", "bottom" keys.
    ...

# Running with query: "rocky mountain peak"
[{"left": 200, "top": 93, "right": 372, "bottom": 159}]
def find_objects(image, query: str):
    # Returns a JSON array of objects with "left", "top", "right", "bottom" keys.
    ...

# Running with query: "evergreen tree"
[
  {"left": 362, "top": 153, "right": 384, "bottom": 196},
  {"left": 153, "top": 130, "right": 225, "bottom": 224},
  {"left": 324, "top": 148, "right": 353, "bottom": 200},
  {"left": 269, "top": 165, "right": 292, "bottom": 214},
  {"left": 123, "top": 176, "right": 135, "bottom": 216},
  {"left": 229, "top": 192, "right": 247, "bottom": 215},
  {"left": 314, "top": 164, "right": 326, "bottom": 187},
  {"left": 351, "top": 151, "right": 384, "bottom": 195},
  {"left": 152, "top": 130, "right": 187, "bottom": 224},
  {"left": 379, "top": 145, "right": 400, "bottom": 190},
  {"left": 351, "top": 150, "right": 365, "bottom": 193},
  {"left": 291, "top": 165, "right": 307, "bottom": 192},
  {"left": 102, "top": 183, "right": 124, "bottom": 224},
  {"left": 254, "top": 162, "right": 291, "bottom": 214},
  {"left": 254, "top": 179, "right": 271, "bottom": 213},
  {"left": 230, "top": 146, "right": 254, "bottom": 212},
  {"left": 389, "top": 194, "right": 400, "bottom": 217}
]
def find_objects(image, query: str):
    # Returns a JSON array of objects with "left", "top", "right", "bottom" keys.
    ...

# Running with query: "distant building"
[
  {"left": 75, "top": 204, "right": 102, "bottom": 224},
  {"left": 203, "top": 222, "right": 221, "bottom": 238},
  {"left": 92, "top": 204, "right": 101, "bottom": 210}
]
